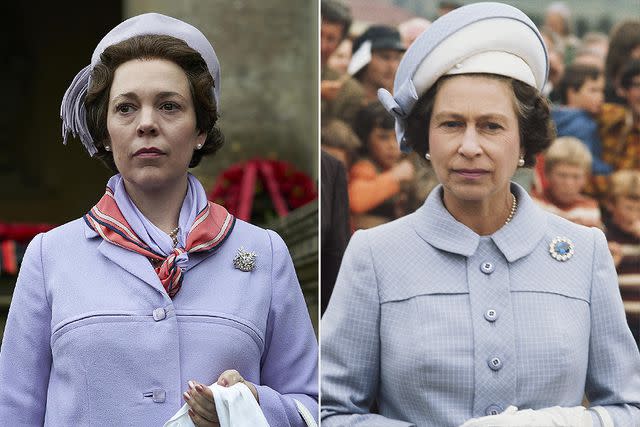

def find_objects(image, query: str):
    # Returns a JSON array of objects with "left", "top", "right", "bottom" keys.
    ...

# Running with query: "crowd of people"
[{"left": 320, "top": 0, "right": 640, "bottom": 346}]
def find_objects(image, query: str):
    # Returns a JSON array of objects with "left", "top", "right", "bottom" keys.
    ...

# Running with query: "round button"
[
  {"left": 152, "top": 389, "right": 166, "bottom": 403},
  {"left": 485, "top": 404, "right": 503, "bottom": 416},
  {"left": 484, "top": 309, "right": 499, "bottom": 322},
  {"left": 152, "top": 307, "right": 166, "bottom": 321},
  {"left": 488, "top": 357, "right": 503, "bottom": 371},
  {"left": 480, "top": 262, "right": 495, "bottom": 274}
]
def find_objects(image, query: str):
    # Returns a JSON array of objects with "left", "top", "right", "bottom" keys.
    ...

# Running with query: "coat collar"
[{"left": 411, "top": 183, "right": 547, "bottom": 262}]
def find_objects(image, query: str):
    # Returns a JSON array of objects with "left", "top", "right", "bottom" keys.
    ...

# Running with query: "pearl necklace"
[
  {"left": 168, "top": 226, "right": 180, "bottom": 247},
  {"left": 504, "top": 193, "right": 517, "bottom": 225}
]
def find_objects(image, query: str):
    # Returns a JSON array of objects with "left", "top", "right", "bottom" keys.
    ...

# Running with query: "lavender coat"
[{"left": 0, "top": 217, "right": 318, "bottom": 426}]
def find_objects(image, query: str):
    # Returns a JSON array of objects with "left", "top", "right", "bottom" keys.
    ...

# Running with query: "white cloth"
[
  {"left": 459, "top": 405, "right": 593, "bottom": 427},
  {"left": 163, "top": 383, "right": 269, "bottom": 427}
]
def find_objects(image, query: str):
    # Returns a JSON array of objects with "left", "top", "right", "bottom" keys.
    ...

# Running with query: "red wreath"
[{"left": 208, "top": 159, "right": 317, "bottom": 223}]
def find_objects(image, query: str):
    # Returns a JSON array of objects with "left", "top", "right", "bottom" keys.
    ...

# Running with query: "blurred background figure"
[
  {"left": 320, "top": 119, "right": 362, "bottom": 169},
  {"left": 544, "top": 1, "right": 580, "bottom": 63},
  {"left": 320, "top": 151, "right": 350, "bottom": 315},
  {"left": 597, "top": 58, "right": 640, "bottom": 201},
  {"left": 604, "top": 170, "right": 640, "bottom": 348},
  {"left": 604, "top": 19, "right": 640, "bottom": 104},
  {"left": 327, "top": 38, "right": 353, "bottom": 75},
  {"left": 573, "top": 31, "right": 608, "bottom": 69},
  {"left": 533, "top": 137, "right": 602, "bottom": 228},
  {"left": 436, "top": 1, "right": 461, "bottom": 18},
  {"left": 552, "top": 63, "right": 609, "bottom": 180},
  {"left": 321, "top": 0, "right": 365, "bottom": 126},
  {"left": 348, "top": 102, "right": 414, "bottom": 229},
  {"left": 398, "top": 17, "right": 431, "bottom": 48},
  {"left": 348, "top": 25, "right": 405, "bottom": 102}
]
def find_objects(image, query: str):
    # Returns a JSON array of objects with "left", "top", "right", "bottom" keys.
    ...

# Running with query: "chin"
[
  {"left": 443, "top": 182, "right": 493, "bottom": 202},
  {"left": 124, "top": 168, "right": 182, "bottom": 192}
]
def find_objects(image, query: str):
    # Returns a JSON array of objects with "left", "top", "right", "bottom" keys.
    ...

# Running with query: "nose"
[
  {"left": 136, "top": 107, "right": 158, "bottom": 137},
  {"left": 457, "top": 127, "right": 482, "bottom": 158}
]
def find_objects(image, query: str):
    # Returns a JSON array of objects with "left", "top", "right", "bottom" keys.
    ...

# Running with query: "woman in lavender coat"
[{"left": 0, "top": 13, "right": 317, "bottom": 426}]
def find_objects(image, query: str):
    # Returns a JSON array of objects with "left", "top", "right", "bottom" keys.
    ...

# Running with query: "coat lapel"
[{"left": 85, "top": 220, "right": 167, "bottom": 295}]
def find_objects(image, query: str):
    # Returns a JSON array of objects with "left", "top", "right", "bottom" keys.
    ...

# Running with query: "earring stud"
[
  {"left": 196, "top": 143, "right": 203, "bottom": 150},
  {"left": 425, "top": 153, "right": 431, "bottom": 161},
  {"left": 104, "top": 145, "right": 111, "bottom": 152},
  {"left": 518, "top": 157, "right": 525, "bottom": 167}
]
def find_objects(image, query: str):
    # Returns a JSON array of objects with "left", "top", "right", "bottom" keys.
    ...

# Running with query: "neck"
[
  {"left": 123, "top": 176, "right": 188, "bottom": 234},
  {"left": 442, "top": 187, "right": 514, "bottom": 236}
]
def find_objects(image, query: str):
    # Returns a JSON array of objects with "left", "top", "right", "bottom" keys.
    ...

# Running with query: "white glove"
[{"left": 459, "top": 405, "right": 593, "bottom": 427}]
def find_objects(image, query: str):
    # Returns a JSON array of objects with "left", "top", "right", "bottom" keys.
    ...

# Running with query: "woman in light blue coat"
[
  {"left": 321, "top": 3, "right": 640, "bottom": 427},
  {"left": 0, "top": 13, "right": 318, "bottom": 426}
]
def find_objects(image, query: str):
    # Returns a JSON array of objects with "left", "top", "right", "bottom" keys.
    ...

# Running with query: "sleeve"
[
  {"left": 584, "top": 228, "right": 640, "bottom": 427},
  {"left": 254, "top": 230, "right": 318, "bottom": 427},
  {"left": 348, "top": 162, "right": 401, "bottom": 214},
  {"left": 0, "top": 233, "right": 52, "bottom": 424},
  {"left": 321, "top": 231, "right": 415, "bottom": 427}
]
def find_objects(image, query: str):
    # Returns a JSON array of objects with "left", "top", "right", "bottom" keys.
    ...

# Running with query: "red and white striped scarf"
[{"left": 84, "top": 186, "right": 235, "bottom": 297}]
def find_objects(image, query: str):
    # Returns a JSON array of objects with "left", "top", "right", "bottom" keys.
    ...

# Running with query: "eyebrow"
[
  {"left": 110, "top": 91, "right": 187, "bottom": 104},
  {"left": 432, "top": 111, "right": 511, "bottom": 122}
]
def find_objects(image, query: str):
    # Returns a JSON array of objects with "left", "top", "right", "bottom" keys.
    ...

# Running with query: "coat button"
[
  {"left": 152, "top": 389, "right": 166, "bottom": 403},
  {"left": 488, "top": 357, "right": 503, "bottom": 371},
  {"left": 480, "top": 262, "right": 495, "bottom": 274},
  {"left": 484, "top": 309, "right": 499, "bottom": 322},
  {"left": 152, "top": 307, "right": 166, "bottom": 321},
  {"left": 485, "top": 404, "right": 503, "bottom": 415}
]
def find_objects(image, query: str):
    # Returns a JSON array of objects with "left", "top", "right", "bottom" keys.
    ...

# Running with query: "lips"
[
  {"left": 453, "top": 168, "right": 490, "bottom": 179},
  {"left": 134, "top": 147, "right": 165, "bottom": 158}
]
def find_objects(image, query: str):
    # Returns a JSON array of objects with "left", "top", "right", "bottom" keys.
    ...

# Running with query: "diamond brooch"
[
  {"left": 549, "top": 237, "right": 574, "bottom": 262},
  {"left": 233, "top": 247, "right": 257, "bottom": 272}
]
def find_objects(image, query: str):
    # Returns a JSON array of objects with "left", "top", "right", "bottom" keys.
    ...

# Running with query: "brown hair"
[
  {"left": 85, "top": 34, "right": 223, "bottom": 172},
  {"left": 605, "top": 20, "right": 640, "bottom": 84},
  {"left": 557, "top": 63, "right": 602, "bottom": 104},
  {"left": 404, "top": 74, "right": 555, "bottom": 167}
]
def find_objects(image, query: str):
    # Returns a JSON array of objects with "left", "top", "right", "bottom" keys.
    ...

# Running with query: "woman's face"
[
  {"left": 107, "top": 58, "right": 205, "bottom": 192},
  {"left": 368, "top": 126, "right": 400, "bottom": 170},
  {"left": 428, "top": 75, "right": 521, "bottom": 203}
]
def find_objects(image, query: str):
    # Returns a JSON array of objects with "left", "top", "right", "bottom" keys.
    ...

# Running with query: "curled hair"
[
  {"left": 404, "top": 74, "right": 555, "bottom": 167},
  {"left": 85, "top": 34, "right": 223, "bottom": 172}
]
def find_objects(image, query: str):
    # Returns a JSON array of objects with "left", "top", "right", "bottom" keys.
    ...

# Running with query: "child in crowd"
[
  {"left": 348, "top": 102, "right": 415, "bottom": 229},
  {"left": 552, "top": 63, "right": 610, "bottom": 176},
  {"left": 605, "top": 170, "right": 640, "bottom": 347},
  {"left": 533, "top": 137, "right": 602, "bottom": 228},
  {"left": 320, "top": 119, "right": 361, "bottom": 169}
]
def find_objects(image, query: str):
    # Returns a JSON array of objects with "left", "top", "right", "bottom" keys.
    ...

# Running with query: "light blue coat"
[
  {"left": 321, "top": 183, "right": 640, "bottom": 427},
  {"left": 0, "top": 218, "right": 318, "bottom": 426}
]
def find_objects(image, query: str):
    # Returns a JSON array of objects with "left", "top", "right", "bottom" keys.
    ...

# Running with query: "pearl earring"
[
  {"left": 196, "top": 143, "right": 203, "bottom": 150},
  {"left": 425, "top": 153, "right": 431, "bottom": 161},
  {"left": 518, "top": 157, "right": 525, "bottom": 167},
  {"left": 104, "top": 145, "right": 111, "bottom": 152}
]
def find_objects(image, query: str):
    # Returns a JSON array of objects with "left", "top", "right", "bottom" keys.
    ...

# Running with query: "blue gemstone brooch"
[
  {"left": 549, "top": 237, "right": 574, "bottom": 261},
  {"left": 233, "top": 247, "right": 257, "bottom": 272}
]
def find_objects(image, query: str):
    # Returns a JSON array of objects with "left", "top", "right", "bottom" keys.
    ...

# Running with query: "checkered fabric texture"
[{"left": 321, "top": 184, "right": 640, "bottom": 427}]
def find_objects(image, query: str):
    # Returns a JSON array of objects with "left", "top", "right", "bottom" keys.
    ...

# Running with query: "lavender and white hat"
[
  {"left": 60, "top": 13, "right": 220, "bottom": 156},
  {"left": 377, "top": 2, "right": 548, "bottom": 151}
]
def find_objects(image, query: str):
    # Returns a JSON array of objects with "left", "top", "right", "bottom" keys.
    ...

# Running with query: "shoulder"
[
  {"left": 38, "top": 218, "right": 91, "bottom": 249},
  {"left": 543, "top": 211, "right": 606, "bottom": 257},
  {"left": 350, "top": 213, "right": 419, "bottom": 254},
  {"left": 227, "top": 219, "right": 290, "bottom": 258}
]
